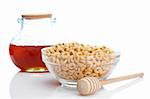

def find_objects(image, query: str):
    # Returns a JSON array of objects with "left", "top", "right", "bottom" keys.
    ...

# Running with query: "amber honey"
[{"left": 9, "top": 44, "right": 51, "bottom": 72}]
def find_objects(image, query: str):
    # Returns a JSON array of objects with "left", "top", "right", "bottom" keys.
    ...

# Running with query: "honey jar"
[{"left": 9, "top": 13, "right": 56, "bottom": 72}]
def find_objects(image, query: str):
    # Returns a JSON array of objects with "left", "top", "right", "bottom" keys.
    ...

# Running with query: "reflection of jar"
[
  {"left": 10, "top": 72, "right": 60, "bottom": 98},
  {"left": 9, "top": 14, "right": 56, "bottom": 72}
]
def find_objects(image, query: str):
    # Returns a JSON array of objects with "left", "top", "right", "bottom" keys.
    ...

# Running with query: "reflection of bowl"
[{"left": 42, "top": 47, "right": 120, "bottom": 87}]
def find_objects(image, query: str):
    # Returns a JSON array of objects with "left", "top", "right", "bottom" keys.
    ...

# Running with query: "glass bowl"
[{"left": 41, "top": 47, "right": 120, "bottom": 87}]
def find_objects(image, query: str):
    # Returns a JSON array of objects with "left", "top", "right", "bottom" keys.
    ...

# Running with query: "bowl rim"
[
  {"left": 41, "top": 47, "right": 120, "bottom": 66},
  {"left": 41, "top": 47, "right": 120, "bottom": 56},
  {"left": 41, "top": 47, "right": 52, "bottom": 54}
]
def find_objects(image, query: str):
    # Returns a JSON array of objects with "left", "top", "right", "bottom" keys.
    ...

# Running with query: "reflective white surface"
[{"left": 9, "top": 72, "right": 144, "bottom": 99}]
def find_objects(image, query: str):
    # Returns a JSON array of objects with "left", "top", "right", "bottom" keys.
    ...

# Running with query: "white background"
[{"left": 0, "top": 0, "right": 150, "bottom": 99}]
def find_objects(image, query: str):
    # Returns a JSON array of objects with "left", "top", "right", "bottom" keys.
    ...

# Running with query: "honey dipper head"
[{"left": 77, "top": 77, "right": 101, "bottom": 96}]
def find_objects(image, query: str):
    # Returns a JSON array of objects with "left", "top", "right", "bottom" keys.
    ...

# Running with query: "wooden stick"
[
  {"left": 101, "top": 72, "right": 144, "bottom": 85},
  {"left": 77, "top": 72, "right": 144, "bottom": 95},
  {"left": 22, "top": 14, "right": 52, "bottom": 20}
]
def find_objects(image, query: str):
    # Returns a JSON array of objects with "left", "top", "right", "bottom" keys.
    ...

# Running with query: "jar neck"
[{"left": 20, "top": 18, "right": 53, "bottom": 34}]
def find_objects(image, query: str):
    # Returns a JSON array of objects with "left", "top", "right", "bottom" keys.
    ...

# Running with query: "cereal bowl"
[{"left": 41, "top": 43, "right": 120, "bottom": 87}]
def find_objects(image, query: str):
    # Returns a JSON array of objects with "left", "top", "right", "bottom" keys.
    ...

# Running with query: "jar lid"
[{"left": 22, "top": 14, "right": 52, "bottom": 20}]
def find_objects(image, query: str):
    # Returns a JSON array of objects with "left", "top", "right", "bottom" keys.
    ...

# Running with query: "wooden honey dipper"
[{"left": 77, "top": 72, "right": 144, "bottom": 96}]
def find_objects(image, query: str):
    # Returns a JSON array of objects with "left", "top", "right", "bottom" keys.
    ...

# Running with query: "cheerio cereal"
[{"left": 43, "top": 42, "right": 115, "bottom": 80}]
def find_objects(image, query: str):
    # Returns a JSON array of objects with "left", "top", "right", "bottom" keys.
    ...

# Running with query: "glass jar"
[{"left": 9, "top": 14, "right": 56, "bottom": 72}]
